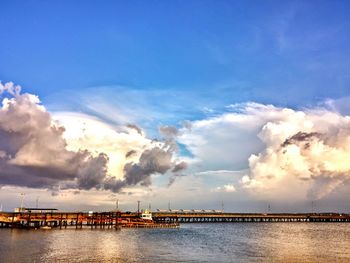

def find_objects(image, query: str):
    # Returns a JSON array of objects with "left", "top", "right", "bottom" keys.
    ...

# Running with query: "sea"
[{"left": 0, "top": 223, "right": 349, "bottom": 262}]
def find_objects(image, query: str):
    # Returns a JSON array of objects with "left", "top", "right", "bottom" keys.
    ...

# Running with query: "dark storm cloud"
[
  {"left": 121, "top": 142, "right": 188, "bottom": 188},
  {"left": 123, "top": 146, "right": 173, "bottom": 185},
  {"left": 75, "top": 152, "right": 110, "bottom": 190}
]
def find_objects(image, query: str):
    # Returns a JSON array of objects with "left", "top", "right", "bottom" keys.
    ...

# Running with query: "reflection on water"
[{"left": 0, "top": 223, "right": 350, "bottom": 262}]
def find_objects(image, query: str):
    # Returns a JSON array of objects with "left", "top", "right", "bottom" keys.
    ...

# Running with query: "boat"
[{"left": 140, "top": 209, "right": 153, "bottom": 221}]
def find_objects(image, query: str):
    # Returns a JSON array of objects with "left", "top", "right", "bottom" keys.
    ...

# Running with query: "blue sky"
[
  {"left": 2, "top": 0, "right": 350, "bottom": 115},
  {"left": 1, "top": 1, "right": 350, "bottom": 211}
]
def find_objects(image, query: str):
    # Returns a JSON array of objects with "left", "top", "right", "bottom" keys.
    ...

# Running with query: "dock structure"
[
  {"left": 1, "top": 211, "right": 349, "bottom": 229},
  {"left": 0, "top": 211, "right": 122, "bottom": 229},
  {"left": 0, "top": 211, "right": 179, "bottom": 229},
  {"left": 152, "top": 212, "right": 350, "bottom": 223}
]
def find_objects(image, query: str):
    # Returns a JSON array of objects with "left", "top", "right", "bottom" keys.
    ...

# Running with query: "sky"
[{"left": 1, "top": 0, "right": 350, "bottom": 212}]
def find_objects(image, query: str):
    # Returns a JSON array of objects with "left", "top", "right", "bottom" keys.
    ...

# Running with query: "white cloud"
[
  {"left": 179, "top": 102, "right": 350, "bottom": 201},
  {"left": 178, "top": 103, "right": 273, "bottom": 171},
  {"left": 0, "top": 82, "right": 109, "bottom": 190},
  {"left": 242, "top": 108, "right": 350, "bottom": 200},
  {"left": 54, "top": 112, "right": 154, "bottom": 180},
  {"left": 2, "top": 81, "right": 350, "bottom": 210},
  {"left": 0, "top": 82, "right": 183, "bottom": 195}
]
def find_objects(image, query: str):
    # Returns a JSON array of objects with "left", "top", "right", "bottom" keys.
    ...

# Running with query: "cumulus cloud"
[
  {"left": 0, "top": 82, "right": 186, "bottom": 194},
  {"left": 158, "top": 126, "right": 190, "bottom": 186},
  {"left": 0, "top": 82, "right": 115, "bottom": 191},
  {"left": 102, "top": 141, "right": 187, "bottom": 192},
  {"left": 124, "top": 140, "right": 188, "bottom": 187},
  {"left": 124, "top": 146, "right": 173, "bottom": 186},
  {"left": 53, "top": 112, "right": 152, "bottom": 180},
  {"left": 242, "top": 107, "right": 350, "bottom": 200},
  {"left": 179, "top": 102, "right": 350, "bottom": 201},
  {"left": 4, "top": 81, "right": 348, "bottom": 205}
]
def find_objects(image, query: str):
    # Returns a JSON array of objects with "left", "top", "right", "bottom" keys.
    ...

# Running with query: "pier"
[
  {"left": 0, "top": 210, "right": 179, "bottom": 229},
  {"left": 1, "top": 211, "right": 349, "bottom": 229},
  {"left": 0, "top": 211, "right": 121, "bottom": 229},
  {"left": 152, "top": 212, "right": 350, "bottom": 223}
]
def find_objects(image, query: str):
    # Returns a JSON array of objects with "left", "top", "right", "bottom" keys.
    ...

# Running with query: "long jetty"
[
  {"left": 1, "top": 211, "right": 349, "bottom": 229},
  {"left": 152, "top": 212, "right": 350, "bottom": 223}
]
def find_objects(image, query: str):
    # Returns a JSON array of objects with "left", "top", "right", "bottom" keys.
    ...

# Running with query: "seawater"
[{"left": 0, "top": 223, "right": 349, "bottom": 262}]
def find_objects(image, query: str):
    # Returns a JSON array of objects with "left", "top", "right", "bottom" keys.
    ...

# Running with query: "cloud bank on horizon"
[{"left": 1, "top": 81, "right": 350, "bottom": 204}]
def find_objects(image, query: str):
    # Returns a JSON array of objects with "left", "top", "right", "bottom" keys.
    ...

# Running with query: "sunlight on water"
[{"left": 1, "top": 223, "right": 350, "bottom": 262}]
